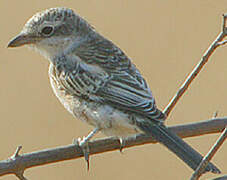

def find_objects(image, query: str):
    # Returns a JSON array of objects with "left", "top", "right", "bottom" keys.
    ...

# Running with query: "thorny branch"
[
  {"left": 0, "top": 118, "right": 226, "bottom": 178},
  {"left": 187, "top": 14, "right": 227, "bottom": 180},
  {"left": 2, "top": 14, "right": 227, "bottom": 180},
  {"left": 163, "top": 14, "right": 227, "bottom": 117},
  {"left": 190, "top": 127, "right": 227, "bottom": 180}
]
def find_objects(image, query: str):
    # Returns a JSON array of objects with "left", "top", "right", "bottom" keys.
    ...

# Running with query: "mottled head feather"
[
  {"left": 25, "top": 7, "right": 75, "bottom": 28},
  {"left": 22, "top": 7, "right": 94, "bottom": 38},
  {"left": 16, "top": 7, "right": 96, "bottom": 59}
]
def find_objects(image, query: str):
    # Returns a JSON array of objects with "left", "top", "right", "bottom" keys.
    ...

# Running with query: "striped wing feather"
[{"left": 56, "top": 37, "right": 164, "bottom": 121}]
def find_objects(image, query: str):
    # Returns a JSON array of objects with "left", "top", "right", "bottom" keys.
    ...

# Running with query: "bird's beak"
[{"left": 7, "top": 33, "right": 37, "bottom": 48}]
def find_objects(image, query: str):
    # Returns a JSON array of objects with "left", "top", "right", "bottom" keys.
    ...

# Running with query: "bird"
[{"left": 8, "top": 7, "right": 220, "bottom": 174}]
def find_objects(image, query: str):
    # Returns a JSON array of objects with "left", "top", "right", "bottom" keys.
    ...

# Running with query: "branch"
[
  {"left": 0, "top": 117, "right": 226, "bottom": 178},
  {"left": 163, "top": 14, "right": 227, "bottom": 117},
  {"left": 212, "top": 175, "right": 227, "bottom": 180},
  {"left": 190, "top": 127, "right": 227, "bottom": 180}
]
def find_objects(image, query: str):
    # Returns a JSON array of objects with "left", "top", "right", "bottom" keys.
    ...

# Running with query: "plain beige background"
[{"left": 0, "top": 0, "right": 227, "bottom": 179}]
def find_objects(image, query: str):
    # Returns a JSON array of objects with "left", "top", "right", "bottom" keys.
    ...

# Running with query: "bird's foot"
[
  {"left": 76, "top": 136, "right": 90, "bottom": 170},
  {"left": 73, "top": 128, "right": 100, "bottom": 171}
]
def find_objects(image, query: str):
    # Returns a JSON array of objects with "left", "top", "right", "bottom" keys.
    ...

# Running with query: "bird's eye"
[{"left": 41, "top": 26, "right": 54, "bottom": 36}]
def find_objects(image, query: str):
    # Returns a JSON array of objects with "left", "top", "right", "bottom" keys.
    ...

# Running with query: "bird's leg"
[
  {"left": 75, "top": 127, "right": 100, "bottom": 170},
  {"left": 119, "top": 138, "right": 126, "bottom": 153}
]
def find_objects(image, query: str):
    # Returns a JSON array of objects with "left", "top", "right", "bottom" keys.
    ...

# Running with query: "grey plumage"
[
  {"left": 8, "top": 7, "right": 221, "bottom": 174},
  {"left": 53, "top": 36, "right": 161, "bottom": 119}
]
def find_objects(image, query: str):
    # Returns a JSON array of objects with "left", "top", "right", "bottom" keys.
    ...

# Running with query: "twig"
[
  {"left": 163, "top": 14, "right": 227, "bottom": 117},
  {"left": 190, "top": 127, "right": 227, "bottom": 180},
  {"left": 216, "top": 40, "right": 227, "bottom": 46},
  {"left": 0, "top": 117, "right": 226, "bottom": 178}
]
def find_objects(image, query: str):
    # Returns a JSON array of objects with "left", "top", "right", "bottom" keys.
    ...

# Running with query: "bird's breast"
[{"left": 49, "top": 63, "right": 75, "bottom": 114}]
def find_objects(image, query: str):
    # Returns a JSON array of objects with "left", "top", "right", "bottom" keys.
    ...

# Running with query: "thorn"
[
  {"left": 10, "top": 146, "right": 27, "bottom": 179},
  {"left": 213, "top": 111, "right": 219, "bottom": 118},
  {"left": 15, "top": 171, "right": 27, "bottom": 180},
  {"left": 12, "top": 146, "right": 22, "bottom": 159}
]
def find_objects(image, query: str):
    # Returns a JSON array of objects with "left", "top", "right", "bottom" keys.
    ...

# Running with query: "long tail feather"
[{"left": 136, "top": 120, "right": 221, "bottom": 174}]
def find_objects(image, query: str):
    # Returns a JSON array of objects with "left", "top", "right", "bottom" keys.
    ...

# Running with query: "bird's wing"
[
  {"left": 56, "top": 38, "right": 164, "bottom": 121},
  {"left": 96, "top": 67, "right": 164, "bottom": 120}
]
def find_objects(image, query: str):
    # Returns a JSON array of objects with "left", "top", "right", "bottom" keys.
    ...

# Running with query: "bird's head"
[{"left": 8, "top": 7, "right": 94, "bottom": 59}]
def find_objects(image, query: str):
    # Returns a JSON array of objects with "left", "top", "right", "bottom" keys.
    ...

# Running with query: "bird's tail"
[{"left": 136, "top": 119, "right": 221, "bottom": 174}]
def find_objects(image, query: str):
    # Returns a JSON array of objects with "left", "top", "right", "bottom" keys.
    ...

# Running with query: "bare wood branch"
[
  {"left": 190, "top": 127, "right": 227, "bottom": 180},
  {"left": 163, "top": 14, "right": 227, "bottom": 117},
  {"left": 212, "top": 175, "right": 227, "bottom": 180},
  {"left": 0, "top": 117, "right": 226, "bottom": 178}
]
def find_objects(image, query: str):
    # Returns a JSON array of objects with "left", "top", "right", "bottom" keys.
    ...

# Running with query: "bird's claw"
[
  {"left": 119, "top": 138, "right": 126, "bottom": 153},
  {"left": 72, "top": 128, "right": 100, "bottom": 171},
  {"left": 77, "top": 137, "right": 90, "bottom": 171}
]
